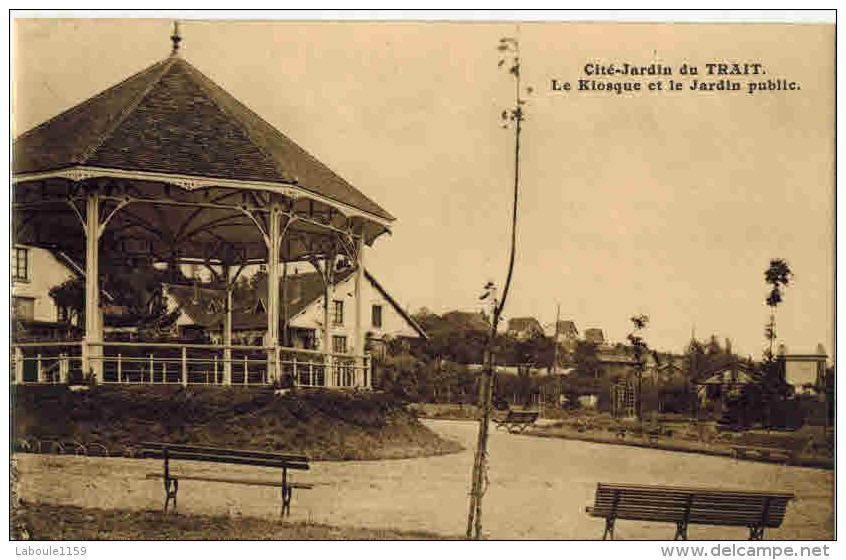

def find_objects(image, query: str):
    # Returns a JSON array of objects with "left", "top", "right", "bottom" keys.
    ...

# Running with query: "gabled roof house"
[{"left": 163, "top": 266, "right": 426, "bottom": 352}]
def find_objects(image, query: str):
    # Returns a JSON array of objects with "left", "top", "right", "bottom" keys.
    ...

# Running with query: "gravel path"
[{"left": 16, "top": 419, "right": 833, "bottom": 540}]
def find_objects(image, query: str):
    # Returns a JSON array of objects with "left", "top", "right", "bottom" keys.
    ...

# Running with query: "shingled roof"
[
  {"left": 506, "top": 317, "right": 544, "bottom": 335},
  {"left": 584, "top": 328, "right": 605, "bottom": 344},
  {"left": 555, "top": 320, "right": 578, "bottom": 338},
  {"left": 13, "top": 54, "right": 393, "bottom": 222},
  {"left": 164, "top": 266, "right": 358, "bottom": 331}
]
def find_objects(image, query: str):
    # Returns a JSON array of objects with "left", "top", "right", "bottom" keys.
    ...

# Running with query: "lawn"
[
  {"left": 12, "top": 385, "right": 462, "bottom": 460},
  {"left": 12, "top": 502, "right": 447, "bottom": 540}
]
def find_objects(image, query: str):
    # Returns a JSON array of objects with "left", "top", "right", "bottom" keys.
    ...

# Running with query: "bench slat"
[
  {"left": 595, "top": 490, "right": 788, "bottom": 503},
  {"left": 610, "top": 504, "right": 784, "bottom": 517},
  {"left": 142, "top": 449, "right": 310, "bottom": 470},
  {"left": 593, "top": 497, "right": 789, "bottom": 511},
  {"left": 592, "top": 511, "right": 785, "bottom": 528},
  {"left": 592, "top": 500, "right": 788, "bottom": 513},
  {"left": 494, "top": 411, "right": 538, "bottom": 434},
  {"left": 589, "top": 509, "right": 784, "bottom": 528},
  {"left": 591, "top": 504, "right": 787, "bottom": 518},
  {"left": 141, "top": 442, "right": 308, "bottom": 462},
  {"left": 597, "top": 483, "right": 794, "bottom": 499},
  {"left": 594, "top": 497, "right": 789, "bottom": 510},
  {"left": 145, "top": 473, "right": 314, "bottom": 489}
]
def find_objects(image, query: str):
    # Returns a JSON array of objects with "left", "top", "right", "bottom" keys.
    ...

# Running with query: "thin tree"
[
  {"left": 465, "top": 34, "right": 527, "bottom": 540},
  {"left": 763, "top": 259, "right": 793, "bottom": 362},
  {"left": 627, "top": 314, "right": 650, "bottom": 425}
]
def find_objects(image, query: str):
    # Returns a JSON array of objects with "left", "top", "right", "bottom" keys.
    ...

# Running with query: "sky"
[{"left": 10, "top": 16, "right": 835, "bottom": 360}]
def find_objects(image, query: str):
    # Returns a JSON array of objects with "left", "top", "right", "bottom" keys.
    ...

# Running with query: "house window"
[
  {"left": 12, "top": 247, "right": 29, "bottom": 281},
  {"left": 372, "top": 304, "right": 383, "bottom": 328},
  {"left": 332, "top": 335, "right": 347, "bottom": 354},
  {"left": 333, "top": 300, "right": 344, "bottom": 325},
  {"left": 13, "top": 297, "right": 35, "bottom": 321}
]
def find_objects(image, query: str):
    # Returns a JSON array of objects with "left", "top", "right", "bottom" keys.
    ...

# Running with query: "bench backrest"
[
  {"left": 592, "top": 483, "right": 793, "bottom": 528},
  {"left": 140, "top": 442, "right": 310, "bottom": 470},
  {"left": 506, "top": 411, "right": 538, "bottom": 422}
]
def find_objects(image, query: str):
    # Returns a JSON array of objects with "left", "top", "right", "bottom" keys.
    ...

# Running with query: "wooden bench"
[
  {"left": 730, "top": 445, "right": 797, "bottom": 463},
  {"left": 586, "top": 483, "right": 794, "bottom": 540},
  {"left": 493, "top": 410, "right": 538, "bottom": 433},
  {"left": 647, "top": 428, "right": 663, "bottom": 445},
  {"left": 141, "top": 443, "right": 313, "bottom": 517}
]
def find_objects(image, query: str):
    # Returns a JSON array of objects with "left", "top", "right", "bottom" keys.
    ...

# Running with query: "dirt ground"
[
  {"left": 14, "top": 502, "right": 446, "bottom": 540},
  {"left": 15, "top": 419, "right": 834, "bottom": 540}
]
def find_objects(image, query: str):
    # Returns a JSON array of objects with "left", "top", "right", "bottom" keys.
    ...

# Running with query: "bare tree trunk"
[
  {"left": 466, "top": 342, "right": 495, "bottom": 539},
  {"left": 466, "top": 32, "right": 522, "bottom": 541}
]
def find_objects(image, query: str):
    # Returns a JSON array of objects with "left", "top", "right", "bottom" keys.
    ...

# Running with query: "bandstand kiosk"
[{"left": 12, "top": 26, "right": 394, "bottom": 389}]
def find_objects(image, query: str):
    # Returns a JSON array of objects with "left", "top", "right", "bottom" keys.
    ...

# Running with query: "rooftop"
[{"left": 13, "top": 42, "right": 393, "bottom": 223}]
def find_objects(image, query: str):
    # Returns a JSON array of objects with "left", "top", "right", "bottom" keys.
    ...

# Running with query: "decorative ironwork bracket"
[{"left": 98, "top": 197, "right": 133, "bottom": 238}]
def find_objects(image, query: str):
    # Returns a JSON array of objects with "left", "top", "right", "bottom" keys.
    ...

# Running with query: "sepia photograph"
[{"left": 8, "top": 11, "right": 836, "bottom": 545}]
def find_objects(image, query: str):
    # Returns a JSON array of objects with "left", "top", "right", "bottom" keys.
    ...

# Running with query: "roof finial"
[{"left": 170, "top": 21, "right": 182, "bottom": 57}]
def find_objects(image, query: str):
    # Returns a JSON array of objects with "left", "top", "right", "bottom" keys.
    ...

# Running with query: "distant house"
[
  {"left": 779, "top": 344, "right": 828, "bottom": 394},
  {"left": 694, "top": 357, "right": 759, "bottom": 410},
  {"left": 506, "top": 317, "right": 545, "bottom": 340},
  {"left": 650, "top": 354, "right": 687, "bottom": 385},
  {"left": 584, "top": 328, "right": 605, "bottom": 345},
  {"left": 554, "top": 320, "right": 579, "bottom": 342},
  {"left": 596, "top": 344, "right": 659, "bottom": 380},
  {"left": 162, "top": 283, "right": 265, "bottom": 344},
  {"left": 163, "top": 266, "right": 427, "bottom": 356},
  {"left": 596, "top": 345, "right": 636, "bottom": 378},
  {"left": 12, "top": 244, "right": 76, "bottom": 326},
  {"left": 285, "top": 267, "right": 427, "bottom": 358},
  {"left": 11, "top": 244, "right": 109, "bottom": 341},
  {"left": 552, "top": 319, "right": 579, "bottom": 366}
]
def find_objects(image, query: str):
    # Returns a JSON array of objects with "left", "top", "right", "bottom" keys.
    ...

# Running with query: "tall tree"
[
  {"left": 466, "top": 33, "right": 527, "bottom": 540},
  {"left": 627, "top": 314, "right": 650, "bottom": 424},
  {"left": 764, "top": 259, "right": 793, "bottom": 362},
  {"left": 48, "top": 259, "right": 181, "bottom": 336}
]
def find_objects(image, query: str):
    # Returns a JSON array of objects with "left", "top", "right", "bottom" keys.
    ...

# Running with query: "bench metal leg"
[
  {"left": 164, "top": 478, "right": 178, "bottom": 514},
  {"left": 751, "top": 496, "right": 771, "bottom": 540},
  {"left": 162, "top": 449, "right": 178, "bottom": 514},
  {"left": 676, "top": 495, "right": 693, "bottom": 540},
  {"left": 280, "top": 468, "right": 291, "bottom": 517},
  {"left": 602, "top": 517, "right": 616, "bottom": 540},
  {"left": 281, "top": 484, "right": 293, "bottom": 517},
  {"left": 674, "top": 521, "right": 689, "bottom": 540}
]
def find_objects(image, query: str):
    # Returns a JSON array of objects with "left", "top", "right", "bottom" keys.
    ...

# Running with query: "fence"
[{"left": 11, "top": 341, "right": 371, "bottom": 389}]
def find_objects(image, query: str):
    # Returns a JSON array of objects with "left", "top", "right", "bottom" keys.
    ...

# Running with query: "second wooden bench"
[
  {"left": 586, "top": 482, "right": 794, "bottom": 540},
  {"left": 493, "top": 410, "right": 539, "bottom": 433}
]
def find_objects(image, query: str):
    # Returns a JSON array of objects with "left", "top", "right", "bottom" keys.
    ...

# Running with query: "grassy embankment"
[{"left": 12, "top": 385, "right": 462, "bottom": 460}]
